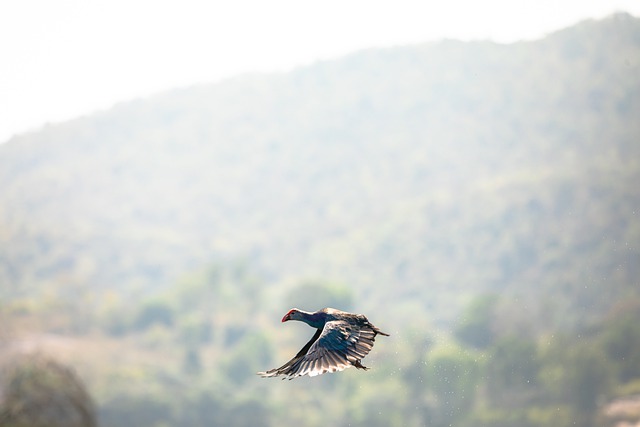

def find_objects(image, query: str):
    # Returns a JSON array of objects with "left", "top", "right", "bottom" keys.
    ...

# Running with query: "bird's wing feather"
[
  {"left": 258, "top": 328, "right": 323, "bottom": 378},
  {"left": 259, "top": 320, "right": 379, "bottom": 379}
]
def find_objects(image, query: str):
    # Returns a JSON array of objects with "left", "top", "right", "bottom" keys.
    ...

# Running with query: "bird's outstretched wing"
[
  {"left": 258, "top": 320, "right": 381, "bottom": 379},
  {"left": 258, "top": 328, "right": 322, "bottom": 379}
]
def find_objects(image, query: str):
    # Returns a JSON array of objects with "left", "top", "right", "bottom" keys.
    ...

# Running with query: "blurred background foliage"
[
  {"left": 1, "top": 12, "right": 639, "bottom": 427},
  {"left": 0, "top": 354, "right": 97, "bottom": 427}
]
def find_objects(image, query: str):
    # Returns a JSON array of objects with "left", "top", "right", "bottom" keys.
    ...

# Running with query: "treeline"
[
  {"left": 92, "top": 288, "right": 640, "bottom": 427},
  {"left": 9, "top": 262, "right": 635, "bottom": 427},
  {"left": 3, "top": 255, "right": 639, "bottom": 427}
]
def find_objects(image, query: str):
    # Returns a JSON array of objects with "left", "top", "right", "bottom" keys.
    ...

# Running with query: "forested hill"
[{"left": 1, "top": 13, "right": 639, "bottom": 329}]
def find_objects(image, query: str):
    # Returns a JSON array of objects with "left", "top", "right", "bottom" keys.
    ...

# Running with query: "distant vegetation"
[
  {"left": 0, "top": 355, "right": 97, "bottom": 427},
  {"left": 0, "top": 12, "right": 639, "bottom": 427}
]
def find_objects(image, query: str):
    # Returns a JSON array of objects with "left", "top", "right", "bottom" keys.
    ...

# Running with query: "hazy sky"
[{"left": 1, "top": 0, "right": 638, "bottom": 144}]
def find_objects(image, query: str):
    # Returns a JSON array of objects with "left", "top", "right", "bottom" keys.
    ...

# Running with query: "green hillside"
[{"left": 1, "top": 12, "right": 639, "bottom": 427}]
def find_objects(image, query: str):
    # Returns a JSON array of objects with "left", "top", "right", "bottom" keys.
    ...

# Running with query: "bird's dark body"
[{"left": 258, "top": 307, "right": 389, "bottom": 379}]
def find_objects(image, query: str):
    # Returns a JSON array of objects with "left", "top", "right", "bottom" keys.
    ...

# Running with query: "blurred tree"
[
  {"left": 539, "top": 337, "right": 614, "bottom": 427},
  {"left": 602, "top": 306, "right": 640, "bottom": 382},
  {"left": 485, "top": 336, "right": 540, "bottom": 408},
  {"left": 563, "top": 343, "right": 614, "bottom": 427},
  {"left": 426, "top": 346, "right": 480, "bottom": 427},
  {"left": 454, "top": 294, "right": 499, "bottom": 349},
  {"left": 133, "top": 298, "right": 175, "bottom": 331},
  {"left": 102, "top": 307, "right": 131, "bottom": 336},
  {"left": 178, "top": 314, "right": 213, "bottom": 347},
  {"left": 0, "top": 354, "right": 96, "bottom": 427},
  {"left": 182, "top": 347, "right": 203, "bottom": 376}
]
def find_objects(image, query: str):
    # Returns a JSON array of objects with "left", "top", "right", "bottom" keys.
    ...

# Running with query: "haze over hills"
[
  {"left": 2, "top": 13, "right": 640, "bottom": 427},
  {"left": 1, "top": 12, "right": 639, "bottom": 329}
]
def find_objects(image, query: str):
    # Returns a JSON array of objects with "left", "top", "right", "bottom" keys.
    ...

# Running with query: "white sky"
[{"left": 1, "top": 0, "right": 638, "bottom": 144}]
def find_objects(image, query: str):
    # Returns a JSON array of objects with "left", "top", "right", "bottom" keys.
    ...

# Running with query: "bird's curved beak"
[{"left": 281, "top": 313, "right": 290, "bottom": 322}]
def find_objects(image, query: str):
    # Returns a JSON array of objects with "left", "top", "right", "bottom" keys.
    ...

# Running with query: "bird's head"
[{"left": 281, "top": 308, "right": 299, "bottom": 322}]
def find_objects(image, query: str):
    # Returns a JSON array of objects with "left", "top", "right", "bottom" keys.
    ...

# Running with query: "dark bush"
[{"left": 0, "top": 354, "right": 96, "bottom": 427}]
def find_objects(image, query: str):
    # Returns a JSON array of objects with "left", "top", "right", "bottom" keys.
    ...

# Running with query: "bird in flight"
[{"left": 258, "top": 307, "right": 389, "bottom": 379}]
